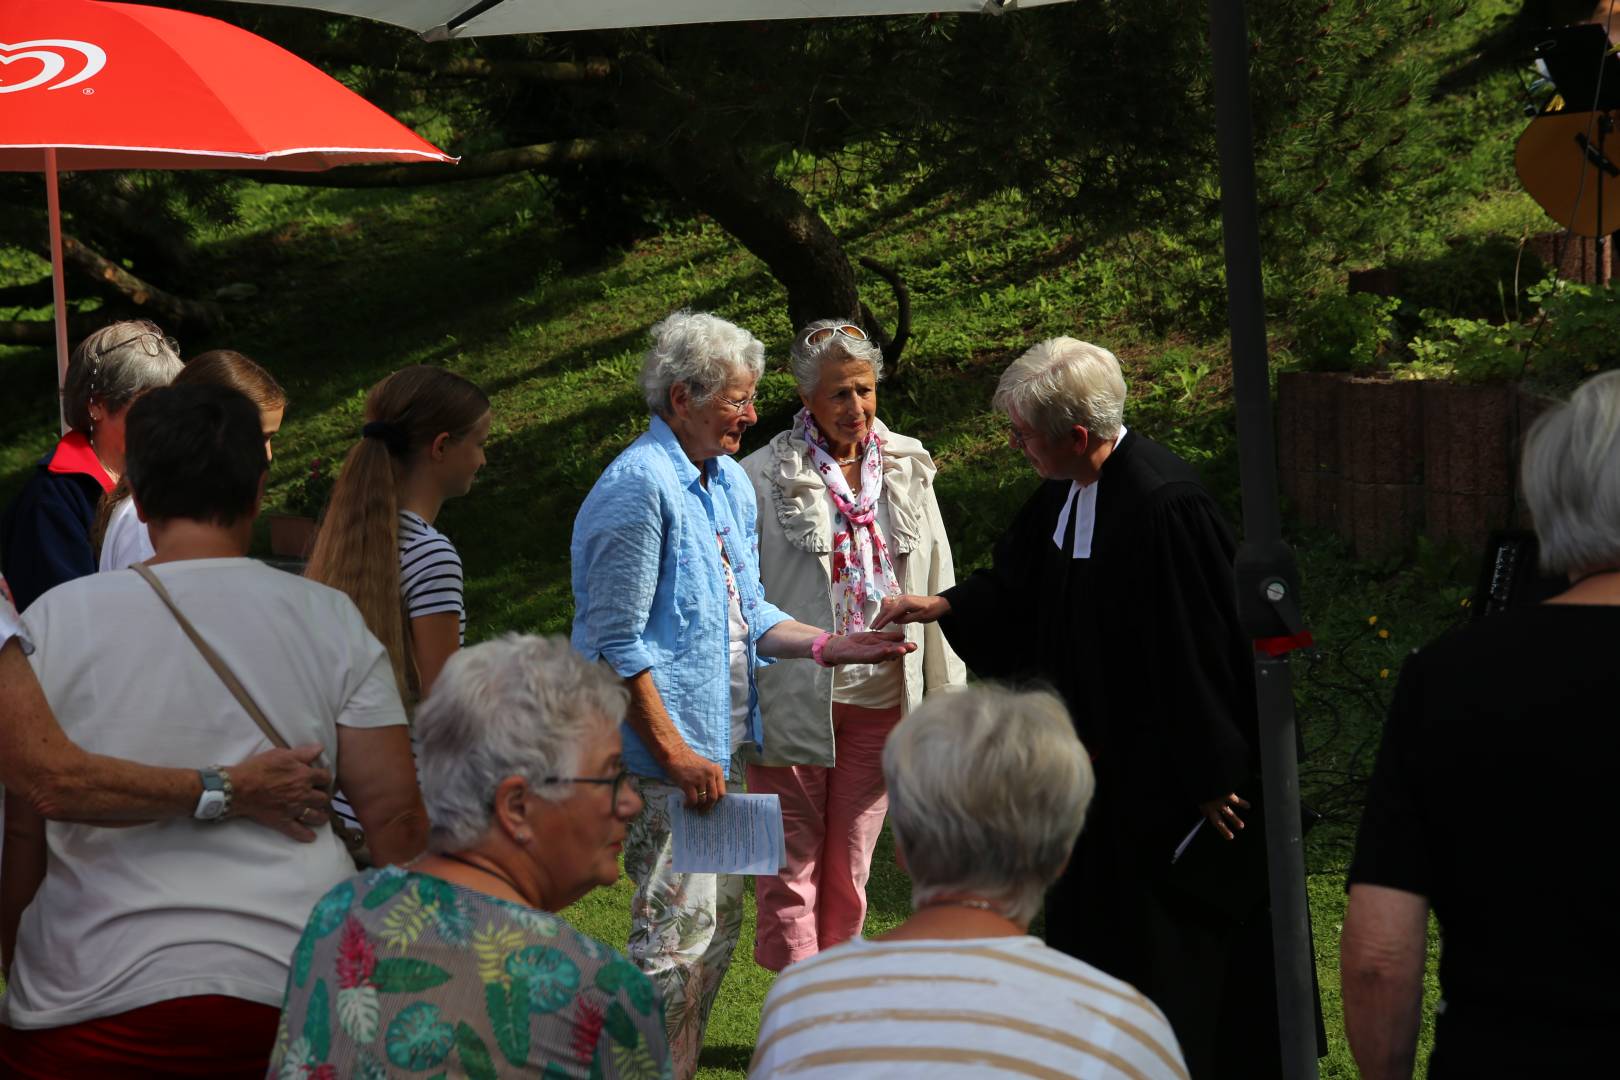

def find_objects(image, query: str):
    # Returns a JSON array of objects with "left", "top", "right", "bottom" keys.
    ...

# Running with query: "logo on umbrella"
[{"left": 0, "top": 39, "right": 105, "bottom": 95}]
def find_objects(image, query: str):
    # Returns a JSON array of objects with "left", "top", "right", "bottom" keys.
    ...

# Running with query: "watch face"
[{"left": 196, "top": 790, "right": 226, "bottom": 820}]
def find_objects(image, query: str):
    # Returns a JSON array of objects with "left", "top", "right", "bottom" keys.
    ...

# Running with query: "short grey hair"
[
  {"left": 639, "top": 310, "right": 766, "bottom": 418},
  {"left": 62, "top": 320, "right": 184, "bottom": 432},
  {"left": 883, "top": 684, "right": 1095, "bottom": 925},
  {"left": 414, "top": 633, "right": 630, "bottom": 853},
  {"left": 992, "top": 337, "right": 1126, "bottom": 441},
  {"left": 788, "top": 318, "right": 885, "bottom": 395},
  {"left": 1522, "top": 369, "right": 1620, "bottom": 575}
]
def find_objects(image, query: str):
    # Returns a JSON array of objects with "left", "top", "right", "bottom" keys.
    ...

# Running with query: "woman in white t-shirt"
[
  {"left": 304, "top": 365, "right": 491, "bottom": 700},
  {"left": 95, "top": 350, "right": 286, "bottom": 572}
]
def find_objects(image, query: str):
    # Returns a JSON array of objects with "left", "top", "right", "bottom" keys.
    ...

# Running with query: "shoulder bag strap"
[{"left": 131, "top": 562, "right": 289, "bottom": 751}]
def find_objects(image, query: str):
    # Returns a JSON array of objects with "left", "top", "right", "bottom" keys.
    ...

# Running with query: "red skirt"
[{"left": 0, "top": 994, "right": 279, "bottom": 1079}]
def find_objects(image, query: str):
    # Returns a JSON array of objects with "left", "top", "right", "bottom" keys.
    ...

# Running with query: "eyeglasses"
[
  {"left": 541, "top": 768, "right": 633, "bottom": 803},
  {"left": 1008, "top": 424, "right": 1036, "bottom": 449},
  {"left": 715, "top": 392, "right": 758, "bottom": 414},
  {"left": 97, "top": 329, "right": 179, "bottom": 360},
  {"left": 801, "top": 323, "right": 868, "bottom": 348}
]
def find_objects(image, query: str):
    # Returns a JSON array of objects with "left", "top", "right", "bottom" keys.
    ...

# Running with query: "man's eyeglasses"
[
  {"left": 715, "top": 392, "right": 758, "bottom": 415},
  {"left": 1008, "top": 424, "right": 1035, "bottom": 449},
  {"left": 541, "top": 768, "right": 633, "bottom": 803},
  {"left": 801, "top": 323, "right": 868, "bottom": 348}
]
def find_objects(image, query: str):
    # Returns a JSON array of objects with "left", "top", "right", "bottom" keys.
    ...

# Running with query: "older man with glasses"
[{"left": 570, "top": 309, "right": 912, "bottom": 1080}]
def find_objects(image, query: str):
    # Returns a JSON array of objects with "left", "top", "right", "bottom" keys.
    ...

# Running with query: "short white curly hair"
[{"left": 639, "top": 310, "right": 766, "bottom": 418}]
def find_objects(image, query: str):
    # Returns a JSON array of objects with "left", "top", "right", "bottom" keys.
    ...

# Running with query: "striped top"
[
  {"left": 750, "top": 935, "right": 1187, "bottom": 1080},
  {"left": 398, "top": 510, "right": 464, "bottom": 643}
]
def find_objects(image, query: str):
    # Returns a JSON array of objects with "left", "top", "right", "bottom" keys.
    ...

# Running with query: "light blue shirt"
[{"left": 571, "top": 415, "right": 792, "bottom": 779}]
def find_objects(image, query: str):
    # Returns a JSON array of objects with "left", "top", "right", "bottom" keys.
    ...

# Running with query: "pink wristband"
[{"left": 811, "top": 630, "right": 835, "bottom": 668}]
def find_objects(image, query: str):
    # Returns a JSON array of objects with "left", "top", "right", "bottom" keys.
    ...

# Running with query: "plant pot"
[{"left": 267, "top": 514, "right": 318, "bottom": 559}]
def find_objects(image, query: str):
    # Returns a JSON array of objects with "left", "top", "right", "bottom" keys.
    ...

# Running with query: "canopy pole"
[
  {"left": 1206, "top": 2, "right": 1319, "bottom": 1078},
  {"left": 45, "top": 147, "right": 70, "bottom": 436}
]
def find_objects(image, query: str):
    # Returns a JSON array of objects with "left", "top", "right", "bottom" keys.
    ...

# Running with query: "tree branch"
[
  {"left": 237, "top": 136, "right": 648, "bottom": 188},
  {"left": 0, "top": 279, "right": 55, "bottom": 310},
  {"left": 858, "top": 255, "right": 911, "bottom": 374},
  {"left": 303, "top": 42, "right": 612, "bottom": 84},
  {"left": 0, "top": 315, "right": 104, "bottom": 345},
  {"left": 58, "top": 234, "right": 224, "bottom": 329}
]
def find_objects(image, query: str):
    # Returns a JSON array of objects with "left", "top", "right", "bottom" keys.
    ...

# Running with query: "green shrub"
[
  {"left": 1292, "top": 293, "right": 1399, "bottom": 373},
  {"left": 1401, "top": 310, "right": 1529, "bottom": 384}
]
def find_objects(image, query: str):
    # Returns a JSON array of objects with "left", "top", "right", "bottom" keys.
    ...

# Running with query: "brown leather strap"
[{"left": 131, "top": 562, "right": 288, "bottom": 750}]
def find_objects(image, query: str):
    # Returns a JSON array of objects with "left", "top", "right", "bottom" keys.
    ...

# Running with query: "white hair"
[
  {"left": 1522, "top": 369, "right": 1620, "bottom": 575},
  {"left": 62, "top": 319, "right": 184, "bottom": 433},
  {"left": 639, "top": 309, "right": 766, "bottom": 418},
  {"left": 992, "top": 337, "right": 1126, "bottom": 441},
  {"left": 788, "top": 318, "right": 885, "bottom": 394},
  {"left": 414, "top": 634, "right": 628, "bottom": 853},
  {"left": 882, "top": 684, "right": 1095, "bottom": 925}
]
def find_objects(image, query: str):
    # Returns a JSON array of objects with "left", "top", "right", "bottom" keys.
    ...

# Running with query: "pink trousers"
[{"left": 747, "top": 701, "right": 903, "bottom": 973}]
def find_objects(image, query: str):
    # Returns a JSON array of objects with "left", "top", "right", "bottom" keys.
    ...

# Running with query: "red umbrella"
[{"left": 0, "top": 0, "right": 455, "bottom": 422}]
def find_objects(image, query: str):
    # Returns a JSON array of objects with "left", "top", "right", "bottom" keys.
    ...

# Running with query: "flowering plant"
[{"left": 287, "top": 456, "right": 336, "bottom": 519}]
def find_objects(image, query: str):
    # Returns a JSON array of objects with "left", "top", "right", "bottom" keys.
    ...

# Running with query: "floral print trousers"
[{"left": 624, "top": 763, "right": 745, "bottom": 1080}]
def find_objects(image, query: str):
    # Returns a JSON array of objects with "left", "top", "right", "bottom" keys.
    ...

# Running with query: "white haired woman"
[
  {"left": 570, "top": 310, "right": 913, "bottom": 1078},
  {"left": 1, "top": 320, "right": 182, "bottom": 610},
  {"left": 270, "top": 634, "right": 672, "bottom": 1079},
  {"left": 750, "top": 684, "right": 1188, "bottom": 1079},
  {"left": 740, "top": 319, "right": 965, "bottom": 973},
  {"left": 1342, "top": 370, "right": 1620, "bottom": 1078}
]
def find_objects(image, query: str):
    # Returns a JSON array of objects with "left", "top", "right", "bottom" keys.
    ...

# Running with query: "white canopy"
[{"left": 219, "top": 1, "right": 1074, "bottom": 40}]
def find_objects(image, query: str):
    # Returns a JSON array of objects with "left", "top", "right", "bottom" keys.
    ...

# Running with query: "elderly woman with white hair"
[
  {"left": 740, "top": 319, "right": 965, "bottom": 974},
  {"left": 750, "top": 684, "right": 1188, "bottom": 1079},
  {"left": 1342, "top": 370, "right": 1620, "bottom": 1079},
  {"left": 269, "top": 634, "right": 672, "bottom": 1079},
  {"left": 570, "top": 310, "right": 913, "bottom": 1078}
]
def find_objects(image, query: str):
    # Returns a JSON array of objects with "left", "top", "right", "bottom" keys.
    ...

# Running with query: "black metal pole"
[{"left": 1206, "top": 2, "right": 1319, "bottom": 1078}]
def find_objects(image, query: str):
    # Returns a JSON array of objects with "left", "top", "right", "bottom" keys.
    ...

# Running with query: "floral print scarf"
[{"left": 797, "top": 406, "right": 900, "bottom": 634}]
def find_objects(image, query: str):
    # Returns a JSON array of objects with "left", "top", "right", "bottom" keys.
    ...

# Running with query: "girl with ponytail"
[
  {"left": 304, "top": 366, "right": 491, "bottom": 699},
  {"left": 97, "top": 350, "right": 287, "bottom": 572}
]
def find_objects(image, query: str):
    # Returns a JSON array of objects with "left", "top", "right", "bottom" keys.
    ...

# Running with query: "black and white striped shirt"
[{"left": 398, "top": 510, "right": 464, "bottom": 644}]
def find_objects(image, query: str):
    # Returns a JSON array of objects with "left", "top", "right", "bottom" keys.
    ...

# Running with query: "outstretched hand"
[
  {"left": 231, "top": 744, "right": 333, "bottom": 842},
  {"left": 872, "top": 594, "right": 951, "bottom": 631},
  {"left": 821, "top": 629, "right": 916, "bottom": 666}
]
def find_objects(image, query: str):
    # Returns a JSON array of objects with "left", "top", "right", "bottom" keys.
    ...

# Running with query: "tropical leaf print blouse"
[{"left": 269, "top": 866, "right": 671, "bottom": 1079}]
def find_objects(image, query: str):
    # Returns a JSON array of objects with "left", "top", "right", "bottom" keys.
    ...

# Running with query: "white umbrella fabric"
[{"left": 218, "top": 0, "right": 1072, "bottom": 40}]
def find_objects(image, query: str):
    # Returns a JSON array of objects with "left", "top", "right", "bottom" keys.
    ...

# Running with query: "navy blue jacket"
[{"left": 0, "top": 432, "right": 111, "bottom": 612}]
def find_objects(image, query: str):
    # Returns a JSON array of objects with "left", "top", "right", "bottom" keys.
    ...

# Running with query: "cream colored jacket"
[{"left": 741, "top": 419, "right": 967, "bottom": 767}]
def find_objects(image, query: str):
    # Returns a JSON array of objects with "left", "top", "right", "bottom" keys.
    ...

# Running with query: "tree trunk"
[{"left": 652, "top": 137, "right": 860, "bottom": 332}]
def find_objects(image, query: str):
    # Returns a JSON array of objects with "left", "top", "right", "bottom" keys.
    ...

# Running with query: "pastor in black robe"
[{"left": 940, "top": 430, "right": 1288, "bottom": 1080}]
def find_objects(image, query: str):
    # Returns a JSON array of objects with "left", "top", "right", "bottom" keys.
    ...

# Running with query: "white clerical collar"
[{"left": 1052, "top": 427, "right": 1127, "bottom": 559}]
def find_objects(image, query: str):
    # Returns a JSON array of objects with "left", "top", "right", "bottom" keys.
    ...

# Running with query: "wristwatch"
[{"left": 194, "top": 765, "right": 233, "bottom": 822}]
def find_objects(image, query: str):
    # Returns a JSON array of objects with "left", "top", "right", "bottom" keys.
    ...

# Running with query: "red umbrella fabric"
[
  {"left": 0, "top": 0, "right": 454, "bottom": 170},
  {"left": 0, "top": 0, "right": 455, "bottom": 416}
]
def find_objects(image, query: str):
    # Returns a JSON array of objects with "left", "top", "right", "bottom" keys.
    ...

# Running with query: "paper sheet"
[{"left": 670, "top": 793, "right": 786, "bottom": 875}]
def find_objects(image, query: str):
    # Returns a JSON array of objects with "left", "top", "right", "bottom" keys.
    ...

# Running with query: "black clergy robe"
[{"left": 941, "top": 432, "right": 1294, "bottom": 1080}]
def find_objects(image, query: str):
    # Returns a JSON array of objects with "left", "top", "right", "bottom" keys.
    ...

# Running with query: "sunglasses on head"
[{"left": 801, "top": 323, "right": 868, "bottom": 348}]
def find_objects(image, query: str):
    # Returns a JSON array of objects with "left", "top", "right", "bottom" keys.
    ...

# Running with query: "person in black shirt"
[{"left": 1343, "top": 370, "right": 1620, "bottom": 1078}]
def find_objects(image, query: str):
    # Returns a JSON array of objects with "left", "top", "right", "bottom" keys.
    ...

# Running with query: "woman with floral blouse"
[{"left": 271, "top": 635, "right": 670, "bottom": 1079}]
